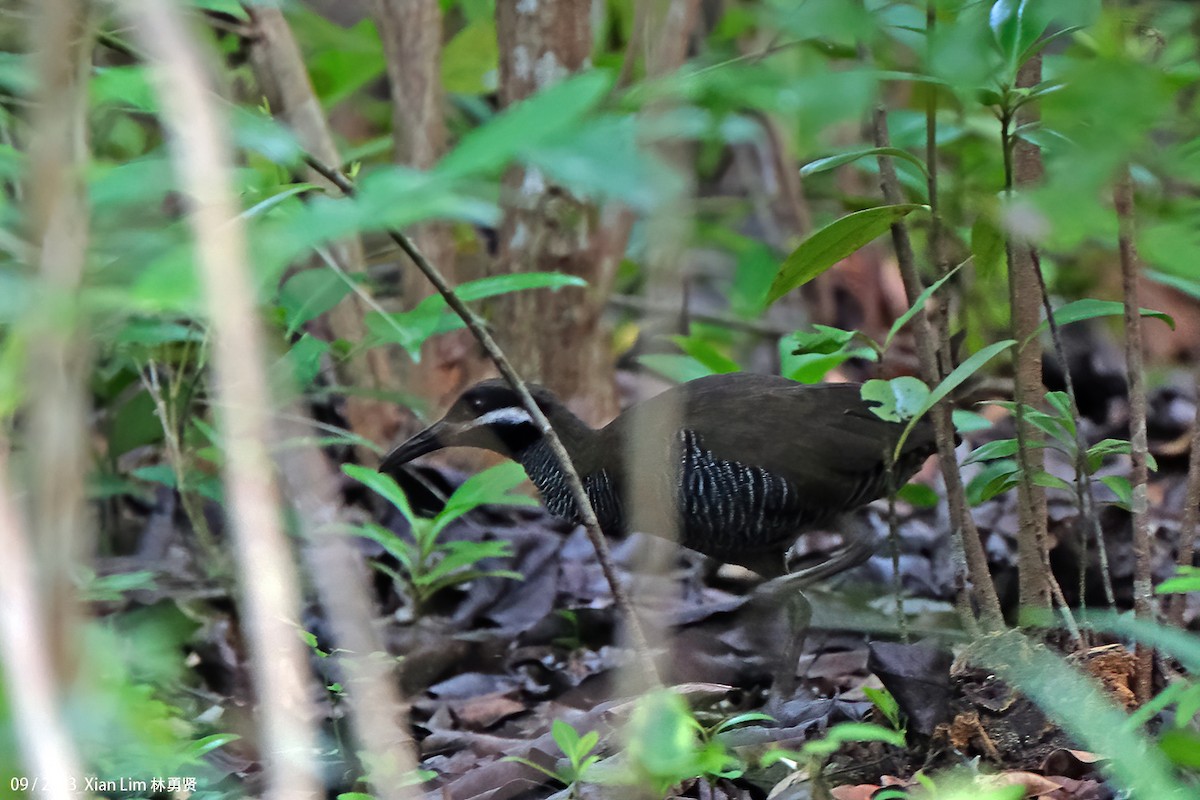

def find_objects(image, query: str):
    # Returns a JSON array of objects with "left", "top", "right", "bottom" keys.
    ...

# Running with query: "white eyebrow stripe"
[{"left": 471, "top": 407, "right": 535, "bottom": 428}]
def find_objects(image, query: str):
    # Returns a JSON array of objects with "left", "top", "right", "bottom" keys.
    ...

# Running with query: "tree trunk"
[{"left": 491, "top": 0, "right": 624, "bottom": 425}]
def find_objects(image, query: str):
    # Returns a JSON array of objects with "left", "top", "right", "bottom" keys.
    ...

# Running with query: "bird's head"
[{"left": 379, "top": 380, "right": 554, "bottom": 473}]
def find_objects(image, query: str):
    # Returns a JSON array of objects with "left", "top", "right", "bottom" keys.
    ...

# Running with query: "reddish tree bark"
[{"left": 491, "top": 0, "right": 625, "bottom": 425}]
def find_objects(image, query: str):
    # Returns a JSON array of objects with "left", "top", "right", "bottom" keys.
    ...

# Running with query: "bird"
[{"left": 379, "top": 373, "right": 939, "bottom": 580}]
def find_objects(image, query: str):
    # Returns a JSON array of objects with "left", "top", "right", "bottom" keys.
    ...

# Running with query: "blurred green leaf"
[
  {"left": 277, "top": 269, "right": 354, "bottom": 334},
  {"left": 189, "top": 0, "right": 250, "bottom": 18},
  {"left": 974, "top": 630, "right": 1186, "bottom": 800},
  {"left": 801, "top": 147, "right": 929, "bottom": 179},
  {"left": 1157, "top": 565, "right": 1200, "bottom": 595},
  {"left": 670, "top": 334, "right": 740, "bottom": 374},
  {"left": 638, "top": 353, "right": 717, "bottom": 384},
  {"left": 438, "top": 71, "right": 613, "bottom": 179},
  {"left": 443, "top": 20, "right": 499, "bottom": 94}
]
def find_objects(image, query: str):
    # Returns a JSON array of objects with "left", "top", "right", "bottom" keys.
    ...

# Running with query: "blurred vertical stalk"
[
  {"left": 26, "top": 0, "right": 92, "bottom": 683},
  {"left": 1115, "top": 169, "right": 1153, "bottom": 702},
  {"left": 124, "top": 2, "right": 320, "bottom": 797},
  {"left": 3, "top": 7, "right": 94, "bottom": 786},
  {"left": 619, "top": 0, "right": 700, "bottom": 696},
  {"left": 276, "top": 434, "right": 420, "bottom": 800},
  {"left": 0, "top": 445, "right": 84, "bottom": 800},
  {"left": 1168, "top": 369, "right": 1200, "bottom": 627}
]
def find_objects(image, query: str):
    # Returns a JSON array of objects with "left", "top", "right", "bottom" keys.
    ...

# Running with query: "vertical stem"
[
  {"left": 1169, "top": 368, "right": 1200, "bottom": 627},
  {"left": 1115, "top": 169, "right": 1154, "bottom": 702},
  {"left": 1003, "top": 54, "right": 1052, "bottom": 615},
  {"left": 0, "top": 443, "right": 84, "bottom": 798}
]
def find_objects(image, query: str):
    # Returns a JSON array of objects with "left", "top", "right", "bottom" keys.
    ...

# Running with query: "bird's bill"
[{"left": 379, "top": 421, "right": 452, "bottom": 473}]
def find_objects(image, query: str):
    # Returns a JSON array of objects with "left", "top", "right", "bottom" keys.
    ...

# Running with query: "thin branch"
[
  {"left": 302, "top": 154, "right": 660, "bottom": 683},
  {"left": 1169, "top": 368, "right": 1200, "bottom": 627},
  {"left": 1029, "top": 253, "right": 1115, "bottom": 612},
  {"left": 1115, "top": 168, "right": 1154, "bottom": 703}
]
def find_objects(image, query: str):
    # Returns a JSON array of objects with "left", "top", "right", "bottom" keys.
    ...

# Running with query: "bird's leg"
[{"left": 764, "top": 513, "right": 881, "bottom": 713}]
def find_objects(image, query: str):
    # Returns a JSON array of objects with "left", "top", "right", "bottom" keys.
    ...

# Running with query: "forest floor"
[{"left": 94, "top": 372, "right": 1199, "bottom": 800}]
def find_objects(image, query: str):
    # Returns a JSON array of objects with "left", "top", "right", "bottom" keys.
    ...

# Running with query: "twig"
[
  {"left": 138, "top": 360, "right": 220, "bottom": 564},
  {"left": 608, "top": 293, "right": 793, "bottom": 338},
  {"left": 128, "top": 3, "right": 322, "bottom": 797},
  {"left": 1030, "top": 252, "right": 1115, "bottom": 612},
  {"left": 999, "top": 58, "right": 1051, "bottom": 614},
  {"left": 302, "top": 154, "right": 661, "bottom": 683},
  {"left": 1169, "top": 368, "right": 1200, "bottom": 627},
  {"left": 1115, "top": 168, "right": 1154, "bottom": 703}
]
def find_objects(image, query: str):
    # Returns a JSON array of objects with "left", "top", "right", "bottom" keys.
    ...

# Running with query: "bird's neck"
[{"left": 513, "top": 409, "right": 607, "bottom": 523}]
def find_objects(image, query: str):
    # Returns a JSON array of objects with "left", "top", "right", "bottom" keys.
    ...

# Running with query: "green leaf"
[
  {"left": 888, "top": 339, "right": 1016, "bottom": 463},
  {"left": 963, "top": 438, "right": 1020, "bottom": 465},
  {"left": 861, "top": 377, "right": 930, "bottom": 423},
  {"left": 1156, "top": 565, "right": 1200, "bottom": 595},
  {"left": 443, "top": 20, "right": 499, "bottom": 94},
  {"left": 782, "top": 325, "right": 877, "bottom": 384},
  {"left": 456, "top": 271, "right": 588, "bottom": 302},
  {"left": 1147, "top": 269, "right": 1200, "bottom": 301},
  {"left": 897, "top": 482, "right": 938, "bottom": 508},
  {"left": 968, "top": 459, "right": 1021, "bottom": 505},
  {"left": 989, "top": 0, "right": 1047, "bottom": 75},
  {"left": 800, "top": 147, "right": 929, "bottom": 179},
  {"left": 356, "top": 522, "right": 418, "bottom": 566},
  {"left": 1158, "top": 730, "right": 1200, "bottom": 768},
  {"left": 277, "top": 334, "right": 330, "bottom": 390},
  {"left": 971, "top": 216, "right": 1005, "bottom": 277},
  {"left": 432, "top": 461, "right": 539, "bottom": 537},
  {"left": 415, "top": 540, "right": 515, "bottom": 586},
  {"left": 1100, "top": 475, "right": 1132, "bottom": 509},
  {"left": 189, "top": 0, "right": 250, "bottom": 19},
  {"left": 278, "top": 268, "right": 355, "bottom": 334},
  {"left": 952, "top": 409, "right": 994, "bottom": 434},
  {"left": 365, "top": 272, "right": 585, "bottom": 359},
  {"left": 1035, "top": 299, "right": 1175, "bottom": 341},
  {"left": 883, "top": 262, "right": 964, "bottom": 351},
  {"left": 767, "top": 205, "right": 927, "bottom": 304},
  {"left": 437, "top": 71, "right": 613, "bottom": 179},
  {"left": 670, "top": 335, "right": 741, "bottom": 374},
  {"left": 639, "top": 353, "right": 716, "bottom": 384},
  {"left": 343, "top": 465, "right": 416, "bottom": 526},
  {"left": 1030, "top": 469, "right": 1072, "bottom": 493},
  {"left": 183, "top": 732, "right": 241, "bottom": 760}
]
